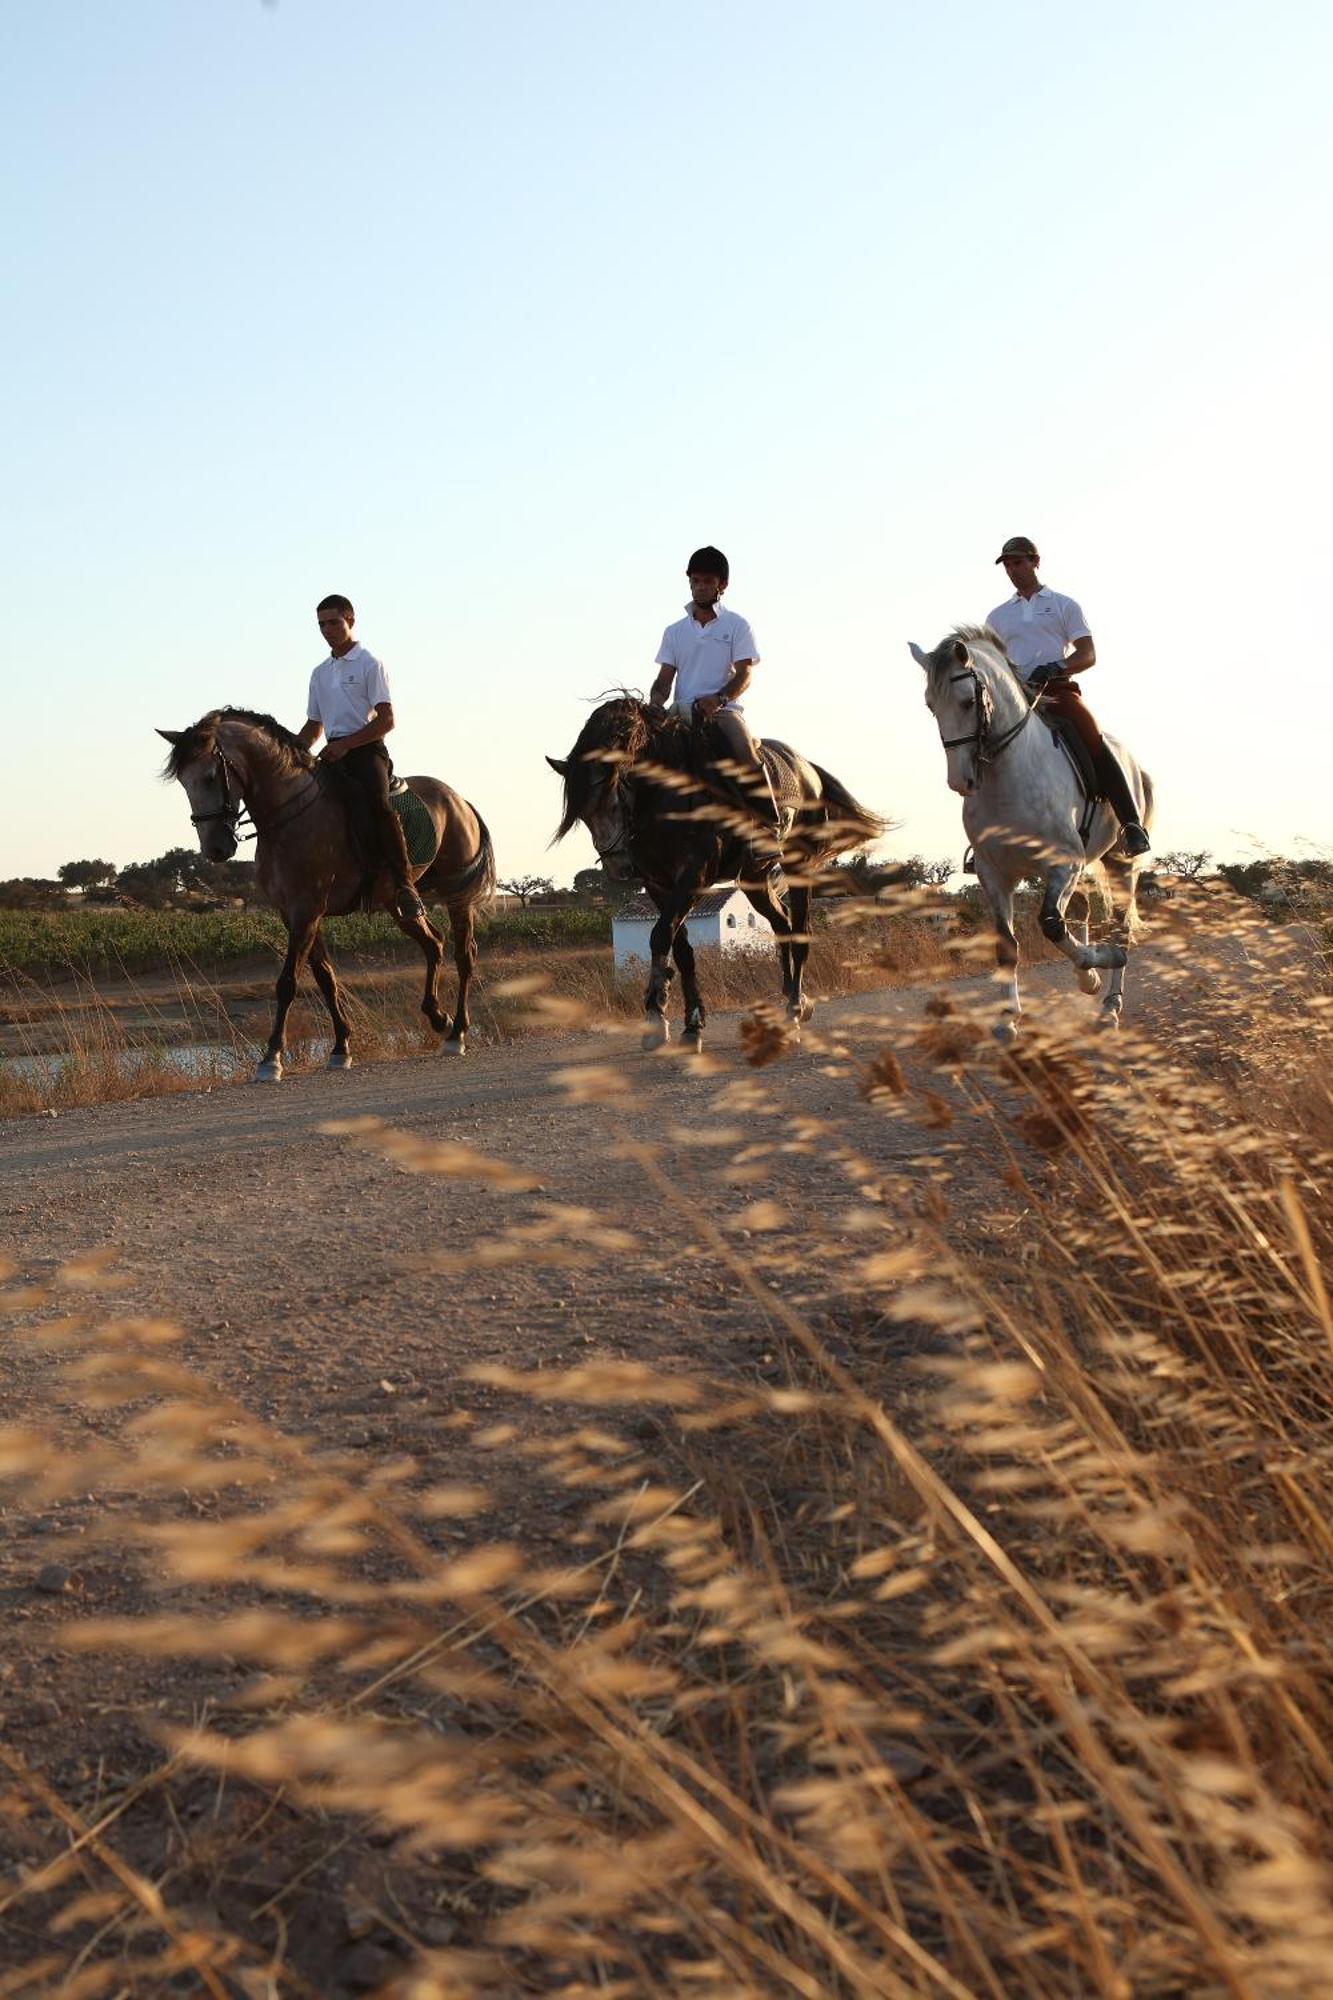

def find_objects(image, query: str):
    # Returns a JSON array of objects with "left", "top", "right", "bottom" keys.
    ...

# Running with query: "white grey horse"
[{"left": 909, "top": 627, "right": 1154, "bottom": 1041}]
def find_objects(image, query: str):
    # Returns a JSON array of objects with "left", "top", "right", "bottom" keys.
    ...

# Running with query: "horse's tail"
[
  {"left": 431, "top": 806, "right": 497, "bottom": 909},
  {"left": 470, "top": 808, "right": 498, "bottom": 910},
  {"left": 810, "top": 763, "right": 891, "bottom": 853}
]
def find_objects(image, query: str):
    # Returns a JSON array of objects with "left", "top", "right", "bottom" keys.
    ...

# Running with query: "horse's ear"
[
  {"left": 952, "top": 640, "right": 970, "bottom": 667},
  {"left": 908, "top": 642, "right": 929, "bottom": 669},
  {"left": 545, "top": 756, "right": 568, "bottom": 777},
  {"left": 157, "top": 728, "right": 184, "bottom": 745}
]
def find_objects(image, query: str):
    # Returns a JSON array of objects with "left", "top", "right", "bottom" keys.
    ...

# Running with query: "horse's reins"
[
  {"left": 191, "top": 749, "right": 323, "bottom": 846},
  {"left": 941, "top": 663, "right": 1036, "bottom": 768}
]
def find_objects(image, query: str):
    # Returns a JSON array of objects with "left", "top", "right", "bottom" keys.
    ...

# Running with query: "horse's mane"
[
  {"left": 925, "top": 625, "right": 1024, "bottom": 701},
  {"left": 552, "top": 692, "right": 691, "bottom": 840},
  {"left": 162, "top": 707, "right": 316, "bottom": 781}
]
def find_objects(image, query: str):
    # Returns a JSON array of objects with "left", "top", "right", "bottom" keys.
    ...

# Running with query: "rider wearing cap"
[
  {"left": 649, "top": 546, "right": 785, "bottom": 888},
  {"left": 297, "top": 594, "right": 427, "bottom": 920},
  {"left": 986, "top": 538, "right": 1151, "bottom": 856}
]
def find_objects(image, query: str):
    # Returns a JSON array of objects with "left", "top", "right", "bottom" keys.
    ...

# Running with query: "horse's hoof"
[
  {"left": 682, "top": 1029, "right": 704, "bottom": 1054},
  {"left": 1094, "top": 1009, "right": 1121, "bottom": 1033},
  {"left": 642, "top": 1015, "right": 670, "bottom": 1051},
  {"left": 993, "top": 1017, "right": 1020, "bottom": 1046},
  {"left": 444, "top": 1035, "right": 466, "bottom": 1056},
  {"left": 1077, "top": 968, "right": 1101, "bottom": 995},
  {"left": 326, "top": 1049, "right": 353, "bottom": 1071},
  {"left": 255, "top": 1059, "right": 282, "bottom": 1083}
]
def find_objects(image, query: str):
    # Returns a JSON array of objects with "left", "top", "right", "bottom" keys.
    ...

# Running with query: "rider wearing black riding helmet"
[{"left": 649, "top": 546, "right": 786, "bottom": 889}]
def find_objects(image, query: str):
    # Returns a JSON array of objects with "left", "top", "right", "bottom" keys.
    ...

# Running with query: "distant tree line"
[
  {"left": 0, "top": 850, "right": 262, "bottom": 911},
  {"left": 1154, "top": 851, "right": 1333, "bottom": 908}
]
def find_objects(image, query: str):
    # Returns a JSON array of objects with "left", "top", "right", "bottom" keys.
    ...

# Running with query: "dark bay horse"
[
  {"left": 548, "top": 697, "right": 885, "bottom": 1050},
  {"left": 160, "top": 709, "right": 494, "bottom": 1080}
]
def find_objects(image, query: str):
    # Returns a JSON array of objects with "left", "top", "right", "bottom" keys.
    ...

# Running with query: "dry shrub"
[{"left": 3, "top": 914, "right": 1333, "bottom": 1995}]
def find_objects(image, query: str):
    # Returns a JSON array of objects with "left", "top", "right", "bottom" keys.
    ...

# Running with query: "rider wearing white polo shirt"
[
  {"left": 987, "top": 536, "right": 1150, "bottom": 856},
  {"left": 649, "top": 545, "right": 785, "bottom": 886},
  {"left": 296, "top": 594, "right": 427, "bottom": 920}
]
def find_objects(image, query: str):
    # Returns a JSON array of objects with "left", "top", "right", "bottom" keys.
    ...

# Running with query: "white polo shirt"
[
  {"left": 655, "top": 604, "right": 759, "bottom": 708},
  {"left": 307, "top": 642, "right": 392, "bottom": 741},
  {"left": 986, "top": 587, "right": 1090, "bottom": 673}
]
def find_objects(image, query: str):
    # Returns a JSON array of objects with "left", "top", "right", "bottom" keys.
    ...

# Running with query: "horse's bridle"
[
  {"left": 593, "top": 772, "right": 636, "bottom": 868},
  {"left": 940, "top": 663, "right": 1035, "bottom": 770},
  {"left": 190, "top": 748, "right": 321, "bottom": 845},
  {"left": 189, "top": 751, "right": 248, "bottom": 844}
]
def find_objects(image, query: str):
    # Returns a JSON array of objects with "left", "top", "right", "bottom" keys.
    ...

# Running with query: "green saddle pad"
[{"left": 392, "top": 785, "right": 439, "bottom": 867}]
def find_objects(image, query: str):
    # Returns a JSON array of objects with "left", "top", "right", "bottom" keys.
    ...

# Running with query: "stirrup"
[
  {"left": 1119, "top": 823, "right": 1151, "bottom": 857},
  {"left": 394, "top": 884, "right": 427, "bottom": 920}
]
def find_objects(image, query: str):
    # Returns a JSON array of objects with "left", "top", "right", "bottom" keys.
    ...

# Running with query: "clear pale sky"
[{"left": 5, "top": 0, "right": 1330, "bottom": 884}]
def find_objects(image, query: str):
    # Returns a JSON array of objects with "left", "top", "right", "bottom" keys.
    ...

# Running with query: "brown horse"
[{"left": 160, "top": 708, "right": 494, "bottom": 1080}]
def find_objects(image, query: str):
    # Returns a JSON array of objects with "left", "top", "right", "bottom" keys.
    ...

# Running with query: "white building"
[{"left": 611, "top": 887, "right": 774, "bottom": 971}]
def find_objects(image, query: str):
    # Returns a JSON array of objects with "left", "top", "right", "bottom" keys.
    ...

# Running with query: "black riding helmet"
[{"left": 686, "top": 545, "right": 729, "bottom": 583}]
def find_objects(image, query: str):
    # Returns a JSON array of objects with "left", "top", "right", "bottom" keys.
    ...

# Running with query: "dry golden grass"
[
  {"left": 3, "top": 900, "right": 1333, "bottom": 1994},
  {"left": 0, "top": 903, "right": 970, "bottom": 1118}
]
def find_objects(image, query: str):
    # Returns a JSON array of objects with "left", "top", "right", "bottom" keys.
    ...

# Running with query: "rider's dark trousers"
[
  {"left": 337, "top": 741, "right": 413, "bottom": 887},
  {"left": 1034, "top": 675, "right": 1105, "bottom": 756}
]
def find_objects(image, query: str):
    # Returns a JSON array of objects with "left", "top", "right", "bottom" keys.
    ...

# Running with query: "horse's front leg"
[
  {"left": 1039, "top": 863, "right": 1127, "bottom": 981},
  {"left": 1065, "top": 886, "right": 1102, "bottom": 995},
  {"left": 643, "top": 891, "right": 692, "bottom": 1051},
  {"left": 975, "top": 855, "right": 1021, "bottom": 1043},
  {"left": 258, "top": 912, "right": 321, "bottom": 1081},
  {"left": 672, "top": 924, "right": 706, "bottom": 1051}
]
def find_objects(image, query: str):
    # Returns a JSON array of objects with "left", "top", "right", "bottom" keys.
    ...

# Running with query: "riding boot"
[
  {"left": 381, "top": 809, "right": 427, "bottom": 920},
  {"left": 744, "top": 782, "right": 788, "bottom": 902},
  {"left": 1092, "top": 746, "right": 1151, "bottom": 856}
]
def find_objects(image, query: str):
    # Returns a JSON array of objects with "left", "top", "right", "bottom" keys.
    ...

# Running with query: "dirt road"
[
  {"left": 0, "top": 979, "right": 965, "bottom": 1427},
  {"left": 0, "top": 941, "right": 1285, "bottom": 1990}
]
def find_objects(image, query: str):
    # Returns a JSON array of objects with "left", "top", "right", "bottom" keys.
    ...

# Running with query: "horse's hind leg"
[
  {"left": 391, "top": 904, "right": 449, "bottom": 1039},
  {"left": 1096, "top": 854, "right": 1142, "bottom": 1028},
  {"left": 743, "top": 879, "right": 809, "bottom": 1034},
  {"left": 443, "top": 898, "right": 478, "bottom": 1054},
  {"left": 258, "top": 913, "right": 320, "bottom": 1081},
  {"left": 309, "top": 928, "right": 354, "bottom": 1069}
]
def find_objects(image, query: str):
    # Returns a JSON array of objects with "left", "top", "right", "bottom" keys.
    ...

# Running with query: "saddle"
[
  {"left": 1034, "top": 706, "right": 1101, "bottom": 847},
  {"left": 331, "top": 768, "right": 441, "bottom": 907},
  {"left": 388, "top": 781, "right": 441, "bottom": 867},
  {"left": 692, "top": 723, "right": 801, "bottom": 844}
]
